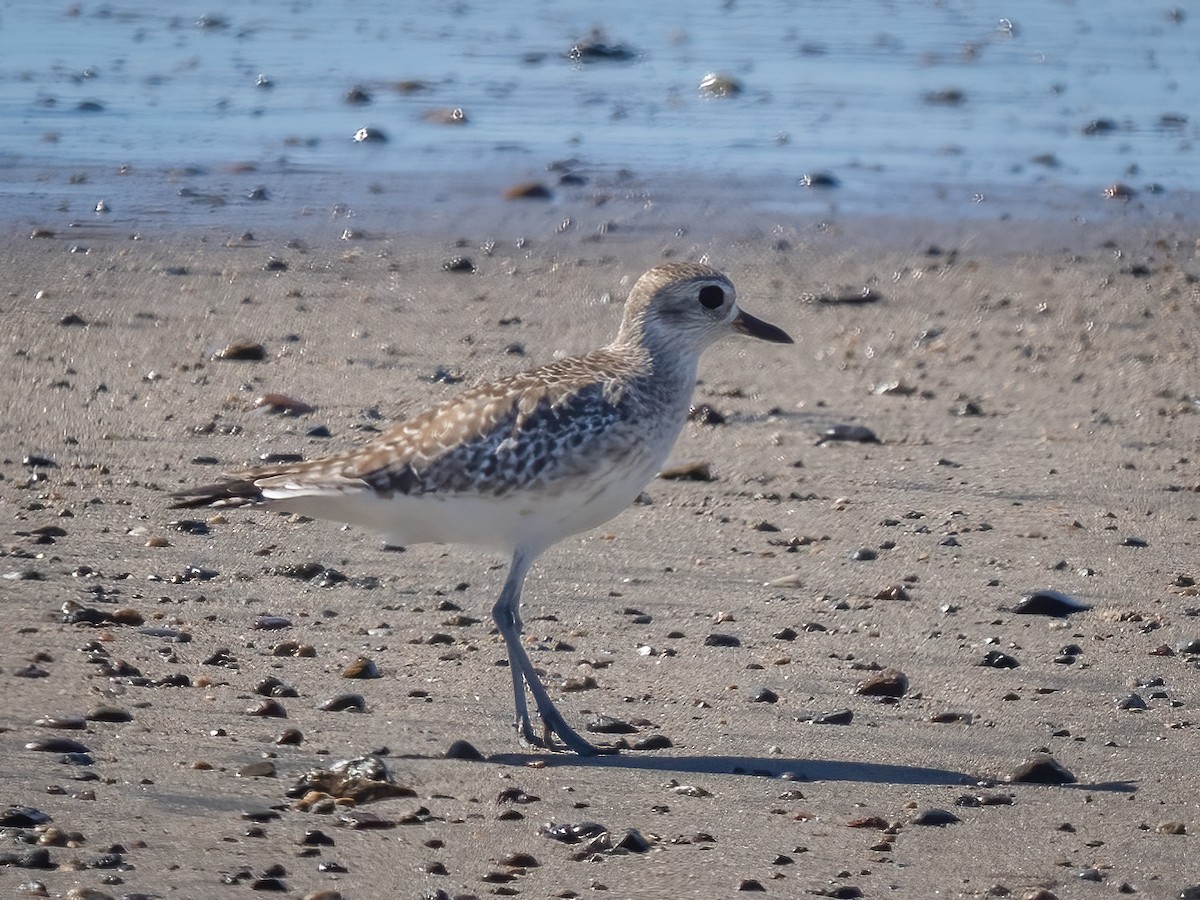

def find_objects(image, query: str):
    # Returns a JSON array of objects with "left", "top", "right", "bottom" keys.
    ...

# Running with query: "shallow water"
[{"left": 1, "top": 0, "right": 1196, "bottom": 231}]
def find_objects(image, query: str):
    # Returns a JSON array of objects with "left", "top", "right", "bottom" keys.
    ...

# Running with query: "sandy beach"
[{"left": 1, "top": 208, "right": 1197, "bottom": 899}]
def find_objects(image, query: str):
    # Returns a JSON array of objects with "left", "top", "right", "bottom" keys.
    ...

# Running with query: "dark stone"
[
  {"left": 1014, "top": 590, "right": 1092, "bottom": 617},
  {"left": 980, "top": 651, "right": 1020, "bottom": 669},
  {"left": 704, "top": 633, "right": 741, "bottom": 648},
  {"left": 910, "top": 808, "right": 961, "bottom": 826},
  {"left": 1007, "top": 753, "right": 1076, "bottom": 785}
]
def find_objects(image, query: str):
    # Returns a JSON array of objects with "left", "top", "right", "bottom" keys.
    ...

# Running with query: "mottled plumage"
[{"left": 172, "top": 261, "right": 792, "bottom": 754}]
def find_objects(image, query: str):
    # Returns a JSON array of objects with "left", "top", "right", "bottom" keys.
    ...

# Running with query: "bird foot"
[{"left": 514, "top": 714, "right": 615, "bottom": 756}]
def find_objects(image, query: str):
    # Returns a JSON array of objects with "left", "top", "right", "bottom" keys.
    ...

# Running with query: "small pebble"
[
  {"left": 1014, "top": 590, "right": 1091, "bottom": 617},
  {"left": 586, "top": 715, "right": 637, "bottom": 734},
  {"left": 910, "top": 808, "right": 961, "bottom": 826},
  {"left": 248, "top": 699, "right": 288, "bottom": 718},
  {"left": 25, "top": 737, "right": 90, "bottom": 754},
  {"left": 631, "top": 734, "right": 673, "bottom": 751},
  {"left": 33, "top": 714, "right": 86, "bottom": 730},
  {"left": 1006, "top": 754, "right": 1076, "bottom": 784},
  {"left": 704, "top": 633, "right": 741, "bottom": 648},
  {"left": 442, "top": 256, "right": 475, "bottom": 273},
  {"left": 855, "top": 668, "right": 908, "bottom": 698},
  {"left": 319, "top": 694, "right": 366, "bottom": 712},
  {"left": 444, "top": 740, "right": 483, "bottom": 760},
  {"left": 503, "top": 182, "right": 552, "bottom": 200},
  {"left": 699, "top": 72, "right": 743, "bottom": 98},
  {"left": 212, "top": 340, "right": 266, "bottom": 361},
  {"left": 341, "top": 657, "right": 380, "bottom": 679},
  {"left": 817, "top": 424, "right": 880, "bottom": 445},
  {"left": 659, "top": 460, "right": 714, "bottom": 481},
  {"left": 980, "top": 651, "right": 1020, "bottom": 669},
  {"left": 798, "top": 708, "right": 854, "bottom": 725}
]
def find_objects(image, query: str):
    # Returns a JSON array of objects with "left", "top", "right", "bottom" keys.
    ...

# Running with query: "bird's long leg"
[{"left": 491, "top": 546, "right": 606, "bottom": 755}]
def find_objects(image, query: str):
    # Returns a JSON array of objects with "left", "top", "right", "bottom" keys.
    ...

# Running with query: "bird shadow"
[
  {"left": 484, "top": 752, "right": 1138, "bottom": 793},
  {"left": 487, "top": 751, "right": 972, "bottom": 786}
]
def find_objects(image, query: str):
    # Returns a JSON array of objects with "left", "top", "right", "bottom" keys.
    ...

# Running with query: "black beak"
[{"left": 733, "top": 309, "right": 793, "bottom": 344}]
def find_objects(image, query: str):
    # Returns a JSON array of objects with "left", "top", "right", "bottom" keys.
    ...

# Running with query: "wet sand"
[{"left": 1, "top": 210, "right": 1198, "bottom": 899}]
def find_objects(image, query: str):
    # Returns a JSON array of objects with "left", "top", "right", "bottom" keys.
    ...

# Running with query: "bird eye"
[{"left": 698, "top": 285, "right": 725, "bottom": 309}]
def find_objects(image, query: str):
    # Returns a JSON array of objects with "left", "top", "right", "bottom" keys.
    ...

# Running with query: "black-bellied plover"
[{"left": 172, "top": 262, "right": 792, "bottom": 754}]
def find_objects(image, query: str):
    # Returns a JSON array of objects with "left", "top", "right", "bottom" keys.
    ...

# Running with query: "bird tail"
[{"left": 169, "top": 477, "right": 267, "bottom": 509}]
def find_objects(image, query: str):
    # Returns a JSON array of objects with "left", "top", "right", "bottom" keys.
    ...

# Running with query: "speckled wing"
[
  {"left": 341, "top": 348, "right": 647, "bottom": 498},
  {"left": 170, "top": 349, "right": 648, "bottom": 509}
]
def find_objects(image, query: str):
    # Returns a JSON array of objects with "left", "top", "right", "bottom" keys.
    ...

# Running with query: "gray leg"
[{"left": 491, "top": 547, "right": 606, "bottom": 755}]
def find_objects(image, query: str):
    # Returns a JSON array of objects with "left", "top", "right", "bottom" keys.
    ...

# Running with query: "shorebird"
[{"left": 172, "top": 262, "right": 792, "bottom": 754}]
